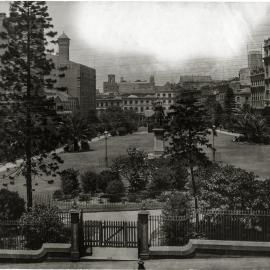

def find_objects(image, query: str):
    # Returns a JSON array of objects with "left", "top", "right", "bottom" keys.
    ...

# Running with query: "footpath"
[{"left": 1, "top": 257, "right": 270, "bottom": 269}]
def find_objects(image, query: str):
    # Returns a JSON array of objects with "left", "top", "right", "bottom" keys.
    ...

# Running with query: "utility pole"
[
  {"left": 104, "top": 130, "right": 108, "bottom": 167},
  {"left": 212, "top": 125, "right": 216, "bottom": 163}
]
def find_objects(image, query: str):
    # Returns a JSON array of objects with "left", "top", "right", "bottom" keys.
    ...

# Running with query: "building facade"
[
  {"left": 47, "top": 33, "right": 96, "bottom": 116},
  {"left": 248, "top": 50, "right": 263, "bottom": 70},
  {"left": 250, "top": 67, "right": 265, "bottom": 109},
  {"left": 264, "top": 39, "right": 270, "bottom": 107}
]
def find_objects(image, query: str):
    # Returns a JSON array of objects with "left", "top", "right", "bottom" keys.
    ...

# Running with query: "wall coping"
[
  {"left": 150, "top": 239, "right": 270, "bottom": 258},
  {"left": 0, "top": 243, "right": 71, "bottom": 260}
]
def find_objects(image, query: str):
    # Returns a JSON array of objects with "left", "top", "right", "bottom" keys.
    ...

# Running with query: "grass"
[{"left": 2, "top": 128, "right": 270, "bottom": 199}]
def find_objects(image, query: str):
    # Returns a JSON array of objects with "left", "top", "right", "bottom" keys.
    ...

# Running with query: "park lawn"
[
  {"left": 0, "top": 130, "right": 154, "bottom": 198},
  {"left": 2, "top": 130, "right": 270, "bottom": 199}
]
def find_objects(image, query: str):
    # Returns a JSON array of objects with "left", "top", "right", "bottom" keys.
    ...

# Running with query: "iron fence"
[
  {"left": 149, "top": 210, "right": 270, "bottom": 246},
  {"left": 0, "top": 212, "right": 71, "bottom": 250}
]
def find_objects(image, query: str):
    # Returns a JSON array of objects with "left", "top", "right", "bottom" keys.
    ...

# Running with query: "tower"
[
  {"left": 108, "top": 74, "right": 115, "bottom": 84},
  {"left": 58, "top": 32, "right": 70, "bottom": 61},
  {"left": 149, "top": 75, "right": 155, "bottom": 85}
]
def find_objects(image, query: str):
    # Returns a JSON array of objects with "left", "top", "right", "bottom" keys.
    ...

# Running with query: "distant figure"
[{"left": 138, "top": 258, "right": 145, "bottom": 269}]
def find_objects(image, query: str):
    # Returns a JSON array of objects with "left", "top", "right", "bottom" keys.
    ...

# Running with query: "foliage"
[
  {"left": 105, "top": 180, "right": 125, "bottom": 202},
  {"left": 0, "top": 1, "right": 63, "bottom": 208},
  {"left": 162, "top": 191, "right": 192, "bottom": 217},
  {"left": 197, "top": 164, "right": 261, "bottom": 210},
  {"left": 60, "top": 169, "right": 80, "bottom": 197},
  {"left": 111, "top": 147, "right": 151, "bottom": 192},
  {"left": 0, "top": 189, "right": 25, "bottom": 220},
  {"left": 234, "top": 112, "right": 269, "bottom": 143},
  {"left": 80, "top": 170, "right": 100, "bottom": 194},
  {"left": 161, "top": 191, "right": 192, "bottom": 245},
  {"left": 166, "top": 96, "right": 211, "bottom": 210},
  {"left": 20, "top": 205, "right": 70, "bottom": 249},
  {"left": 146, "top": 157, "right": 188, "bottom": 198},
  {"left": 99, "top": 170, "right": 120, "bottom": 192},
  {"left": 81, "top": 140, "right": 90, "bottom": 151},
  {"left": 117, "top": 126, "right": 128, "bottom": 136},
  {"left": 52, "top": 189, "right": 64, "bottom": 200},
  {"left": 62, "top": 113, "right": 96, "bottom": 152},
  {"left": 99, "top": 106, "right": 138, "bottom": 134}
]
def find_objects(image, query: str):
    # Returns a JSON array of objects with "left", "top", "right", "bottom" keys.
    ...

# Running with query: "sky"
[{"left": 1, "top": 1, "right": 270, "bottom": 90}]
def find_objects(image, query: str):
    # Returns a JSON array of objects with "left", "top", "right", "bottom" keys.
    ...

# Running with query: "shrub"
[
  {"left": 60, "top": 169, "right": 80, "bottom": 197},
  {"left": 0, "top": 189, "right": 25, "bottom": 220},
  {"left": 81, "top": 140, "right": 90, "bottom": 151},
  {"left": 20, "top": 205, "right": 70, "bottom": 249},
  {"left": 99, "top": 170, "right": 120, "bottom": 192},
  {"left": 80, "top": 170, "right": 100, "bottom": 194},
  {"left": 105, "top": 180, "right": 125, "bottom": 203},
  {"left": 117, "top": 127, "right": 128, "bottom": 136},
  {"left": 53, "top": 189, "right": 64, "bottom": 200}
]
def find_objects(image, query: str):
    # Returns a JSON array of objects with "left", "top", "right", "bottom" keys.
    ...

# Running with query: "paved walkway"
[{"left": 2, "top": 257, "right": 270, "bottom": 269}]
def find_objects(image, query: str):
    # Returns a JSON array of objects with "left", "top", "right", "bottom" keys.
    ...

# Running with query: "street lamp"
[
  {"left": 212, "top": 125, "right": 216, "bottom": 162},
  {"left": 104, "top": 130, "right": 109, "bottom": 167}
]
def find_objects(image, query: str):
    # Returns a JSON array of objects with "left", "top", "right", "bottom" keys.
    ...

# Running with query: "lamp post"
[
  {"left": 212, "top": 125, "right": 216, "bottom": 162},
  {"left": 104, "top": 130, "right": 109, "bottom": 167}
]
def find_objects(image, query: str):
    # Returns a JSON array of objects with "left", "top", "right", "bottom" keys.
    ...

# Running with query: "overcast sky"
[{"left": 1, "top": 1, "right": 270, "bottom": 90}]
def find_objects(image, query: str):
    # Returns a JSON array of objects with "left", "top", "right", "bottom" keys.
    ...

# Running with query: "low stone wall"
[
  {"left": 149, "top": 239, "right": 270, "bottom": 259},
  {"left": 0, "top": 243, "right": 71, "bottom": 262}
]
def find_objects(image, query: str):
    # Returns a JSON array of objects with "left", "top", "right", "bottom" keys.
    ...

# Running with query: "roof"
[{"left": 58, "top": 32, "right": 70, "bottom": 40}]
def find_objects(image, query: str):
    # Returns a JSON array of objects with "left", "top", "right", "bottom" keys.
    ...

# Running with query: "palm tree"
[{"left": 64, "top": 113, "right": 96, "bottom": 152}]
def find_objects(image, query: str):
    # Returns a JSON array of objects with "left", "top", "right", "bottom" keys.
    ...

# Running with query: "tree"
[
  {"left": 111, "top": 147, "right": 150, "bottom": 193},
  {"left": 20, "top": 205, "right": 70, "bottom": 249},
  {"left": 0, "top": 1, "right": 63, "bottom": 209},
  {"left": 0, "top": 189, "right": 25, "bottom": 220},
  {"left": 223, "top": 85, "right": 235, "bottom": 129},
  {"left": 146, "top": 157, "right": 188, "bottom": 198},
  {"left": 234, "top": 112, "right": 268, "bottom": 143},
  {"left": 105, "top": 180, "right": 125, "bottom": 202},
  {"left": 99, "top": 106, "right": 139, "bottom": 134},
  {"left": 99, "top": 169, "right": 120, "bottom": 192},
  {"left": 60, "top": 168, "right": 80, "bottom": 197},
  {"left": 165, "top": 97, "right": 211, "bottom": 212},
  {"left": 197, "top": 164, "right": 261, "bottom": 210},
  {"left": 63, "top": 113, "right": 96, "bottom": 152},
  {"left": 80, "top": 170, "right": 100, "bottom": 194}
]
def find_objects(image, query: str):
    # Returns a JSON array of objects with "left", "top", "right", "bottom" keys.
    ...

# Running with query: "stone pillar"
[
  {"left": 70, "top": 209, "right": 80, "bottom": 261},
  {"left": 138, "top": 210, "right": 150, "bottom": 259},
  {"left": 153, "top": 128, "right": 164, "bottom": 156}
]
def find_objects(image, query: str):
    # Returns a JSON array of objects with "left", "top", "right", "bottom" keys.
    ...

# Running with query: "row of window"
[{"left": 156, "top": 93, "right": 173, "bottom": 98}]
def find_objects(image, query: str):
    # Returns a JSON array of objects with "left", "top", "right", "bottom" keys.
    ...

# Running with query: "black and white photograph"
[{"left": 1, "top": 1, "right": 270, "bottom": 269}]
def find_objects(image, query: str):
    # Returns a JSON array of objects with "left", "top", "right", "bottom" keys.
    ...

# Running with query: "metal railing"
[{"left": 149, "top": 210, "right": 270, "bottom": 246}]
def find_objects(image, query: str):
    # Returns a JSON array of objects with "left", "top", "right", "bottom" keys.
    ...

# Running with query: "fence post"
[
  {"left": 138, "top": 210, "right": 150, "bottom": 260},
  {"left": 99, "top": 221, "right": 103, "bottom": 246},
  {"left": 70, "top": 209, "right": 80, "bottom": 261}
]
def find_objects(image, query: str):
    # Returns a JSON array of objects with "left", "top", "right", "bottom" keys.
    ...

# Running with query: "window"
[
  {"left": 146, "top": 100, "right": 149, "bottom": 104},
  {"left": 124, "top": 101, "right": 127, "bottom": 104},
  {"left": 105, "top": 102, "right": 108, "bottom": 106},
  {"left": 168, "top": 93, "right": 171, "bottom": 98},
  {"left": 129, "top": 100, "right": 132, "bottom": 105},
  {"left": 163, "top": 93, "right": 166, "bottom": 97},
  {"left": 146, "top": 106, "right": 149, "bottom": 110},
  {"left": 141, "top": 107, "right": 144, "bottom": 112},
  {"left": 135, "top": 100, "right": 138, "bottom": 104},
  {"left": 157, "top": 94, "right": 160, "bottom": 97}
]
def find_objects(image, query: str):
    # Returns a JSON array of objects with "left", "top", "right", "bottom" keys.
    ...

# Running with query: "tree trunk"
[
  {"left": 26, "top": 4, "right": 32, "bottom": 210},
  {"left": 74, "top": 138, "right": 79, "bottom": 152}
]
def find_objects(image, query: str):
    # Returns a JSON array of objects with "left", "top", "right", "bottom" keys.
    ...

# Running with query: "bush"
[
  {"left": 60, "top": 169, "right": 80, "bottom": 197},
  {"left": 81, "top": 140, "right": 90, "bottom": 151},
  {"left": 20, "top": 205, "right": 70, "bottom": 249},
  {"left": 105, "top": 180, "right": 125, "bottom": 202},
  {"left": 53, "top": 189, "right": 64, "bottom": 200},
  {"left": 99, "top": 170, "right": 120, "bottom": 192},
  {"left": 117, "top": 127, "right": 128, "bottom": 136},
  {"left": 0, "top": 189, "right": 25, "bottom": 220},
  {"left": 80, "top": 170, "right": 100, "bottom": 194}
]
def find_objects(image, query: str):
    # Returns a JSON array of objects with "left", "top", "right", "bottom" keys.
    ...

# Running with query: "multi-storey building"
[
  {"left": 155, "top": 82, "right": 176, "bottom": 113},
  {"left": 47, "top": 33, "right": 96, "bottom": 116},
  {"left": 264, "top": 38, "right": 270, "bottom": 107},
  {"left": 250, "top": 67, "right": 265, "bottom": 109},
  {"left": 248, "top": 50, "right": 263, "bottom": 70}
]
